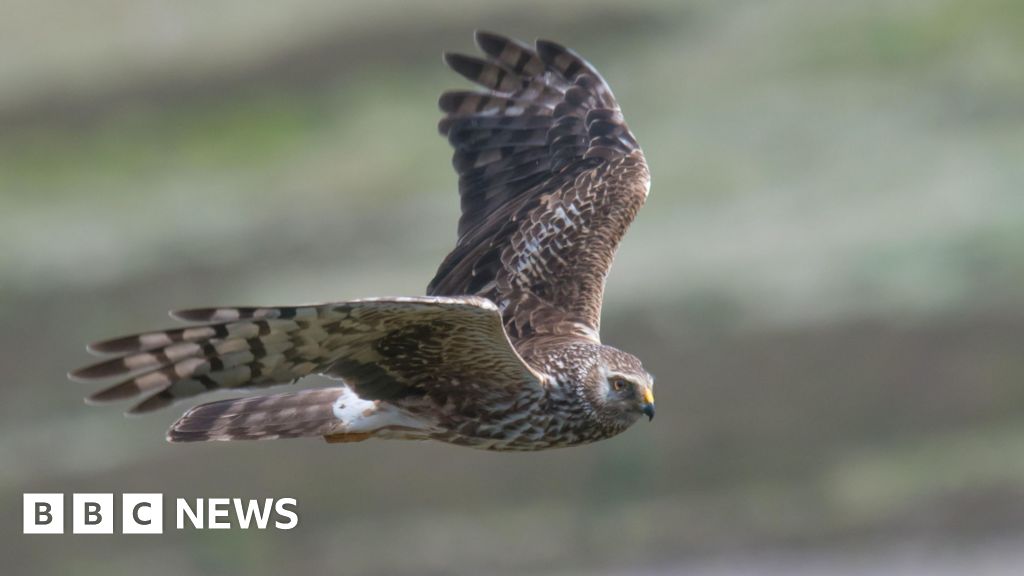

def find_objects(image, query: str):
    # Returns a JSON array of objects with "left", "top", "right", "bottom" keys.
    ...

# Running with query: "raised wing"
[
  {"left": 70, "top": 296, "right": 546, "bottom": 414},
  {"left": 428, "top": 31, "right": 649, "bottom": 343}
]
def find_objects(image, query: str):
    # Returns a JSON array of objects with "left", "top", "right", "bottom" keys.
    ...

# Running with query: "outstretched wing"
[
  {"left": 71, "top": 296, "right": 545, "bottom": 414},
  {"left": 428, "top": 31, "right": 650, "bottom": 343}
]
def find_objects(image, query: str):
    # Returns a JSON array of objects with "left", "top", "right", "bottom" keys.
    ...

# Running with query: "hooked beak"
[{"left": 641, "top": 387, "right": 655, "bottom": 421}]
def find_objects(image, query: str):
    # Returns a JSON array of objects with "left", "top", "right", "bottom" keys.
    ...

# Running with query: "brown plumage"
[{"left": 70, "top": 31, "right": 655, "bottom": 451}]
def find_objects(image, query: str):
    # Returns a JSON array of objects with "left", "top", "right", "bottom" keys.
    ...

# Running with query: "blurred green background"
[{"left": 3, "top": 0, "right": 1024, "bottom": 574}]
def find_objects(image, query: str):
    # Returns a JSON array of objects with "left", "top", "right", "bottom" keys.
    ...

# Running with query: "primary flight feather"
[{"left": 71, "top": 31, "right": 655, "bottom": 451}]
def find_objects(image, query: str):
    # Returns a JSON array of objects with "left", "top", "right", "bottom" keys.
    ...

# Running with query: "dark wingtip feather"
[
  {"left": 85, "top": 379, "right": 144, "bottom": 404},
  {"left": 83, "top": 385, "right": 128, "bottom": 403},
  {"left": 69, "top": 357, "right": 131, "bottom": 381},
  {"left": 69, "top": 366, "right": 103, "bottom": 383},
  {"left": 534, "top": 38, "right": 567, "bottom": 62},
  {"left": 68, "top": 368, "right": 94, "bottom": 383},
  {"left": 438, "top": 90, "right": 473, "bottom": 113},
  {"left": 473, "top": 30, "right": 507, "bottom": 55},
  {"left": 444, "top": 52, "right": 485, "bottom": 82},
  {"left": 169, "top": 307, "right": 219, "bottom": 322},
  {"left": 86, "top": 334, "right": 144, "bottom": 355},
  {"left": 86, "top": 342, "right": 121, "bottom": 356},
  {"left": 474, "top": 31, "right": 546, "bottom": 77},
  {"left": 536, "top": 39, "right": 604, "bottom": 85},
  {"left": 438, "top": 117, "right": 453, "bottom": 136},
  {"left": 443, "top": 51, "right": 473, "bottom": 71}
]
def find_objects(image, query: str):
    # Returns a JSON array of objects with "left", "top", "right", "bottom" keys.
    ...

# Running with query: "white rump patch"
[{"left": 330, "top": 387, "right": 429, "bottom": 434}]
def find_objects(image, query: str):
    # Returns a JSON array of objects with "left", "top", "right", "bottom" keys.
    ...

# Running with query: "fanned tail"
[{"left": 167, "top": 388, "right": 345, "bottom": 442}]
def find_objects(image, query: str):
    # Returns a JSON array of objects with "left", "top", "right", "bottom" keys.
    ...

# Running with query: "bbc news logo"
[{"left": 23, "top": 493, "right": 298, "bottom": 534}]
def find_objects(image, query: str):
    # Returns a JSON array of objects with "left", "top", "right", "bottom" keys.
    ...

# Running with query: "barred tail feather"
[{"left": 167, "top": 388, "right": 345, "bottom": 442}]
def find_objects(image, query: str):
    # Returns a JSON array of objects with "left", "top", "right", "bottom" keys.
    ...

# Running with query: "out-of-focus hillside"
[{"left": 2, "top": 1, "right": 1023, "bottom": 575}]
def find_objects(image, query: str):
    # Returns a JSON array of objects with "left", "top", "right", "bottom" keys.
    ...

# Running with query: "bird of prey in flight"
[{"left": 71, "top": 31, "right": 655, "bottom": 451}]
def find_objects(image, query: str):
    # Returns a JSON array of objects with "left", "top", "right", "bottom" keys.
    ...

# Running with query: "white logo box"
[{"left": 23, "top": 493, "right": 164, "bottom": 535}]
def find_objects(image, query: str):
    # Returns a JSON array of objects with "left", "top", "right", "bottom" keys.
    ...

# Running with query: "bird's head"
[{"left": 586, "top": 346, "right": 655, "bottom": 431}]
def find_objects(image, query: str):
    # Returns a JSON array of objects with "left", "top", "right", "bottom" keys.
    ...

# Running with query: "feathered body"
[{"left": 71, "top": 32, "right": 655, "bottom": 451}]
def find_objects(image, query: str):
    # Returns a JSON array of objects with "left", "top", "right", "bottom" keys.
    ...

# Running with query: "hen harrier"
[{"left": 71, "top": 31, "right": 654, "bottom": 451}]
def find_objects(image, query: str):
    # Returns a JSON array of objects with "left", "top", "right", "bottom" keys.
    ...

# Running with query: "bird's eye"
[{"left": 612, "top": 378, "right": 628, "bottom": 392}]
